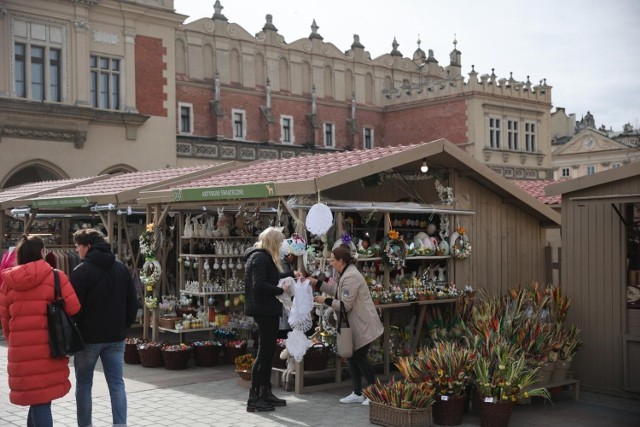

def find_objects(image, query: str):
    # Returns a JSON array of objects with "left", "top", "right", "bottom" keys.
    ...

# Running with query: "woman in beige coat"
[{"left": 310, "top": 244, "right": 383, "bottom": 405}]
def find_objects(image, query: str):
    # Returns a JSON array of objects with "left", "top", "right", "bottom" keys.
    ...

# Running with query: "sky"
[{"left": 174, "top": 0, "right": 640, "bottom": 132}]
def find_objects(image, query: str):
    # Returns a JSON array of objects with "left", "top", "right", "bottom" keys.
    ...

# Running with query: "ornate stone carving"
[
  {"left": 177, "top": 143, "right": 192, "bottom": 155},
  {"left": 92, "top": 30, "right": 119, "bottom": 46},
  {"left": 240, "top": 147, "right": 256, "bottom": 160},
  {"left": 220, "top": 145, "right": 236, "bottom": 159},
  {"left": 258, "top": 149, "right": 278, "bottom": 160},
  {"left": 195, "top": 144, "right": 218, "bottom": 158}
]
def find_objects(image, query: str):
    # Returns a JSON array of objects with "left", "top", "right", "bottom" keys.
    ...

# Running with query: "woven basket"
[
  {"left": 479, "top": 400, "right": 513, "bottom": 427},
  {"left": 433, "top": 393, "right": 466, "bottom": 426},
  {"left": 138, "top": 346, "right": 164, "bottom": 368},
  {"left": 124, "top": 343, "right": 141, "bottom": 364},
  {"left": 158, "top": 316, "right": 179, "bottom": 329},
  {"left": 369, "top": 401, "right": 432, "bottom": 427},
  {"left": 162, "top": 348, "right": 191, "bottom": 370},
  {"left": 303, "top": 343, "right": 331, "bottom": 371},
  {"left": 236, "top": 369, "right": 252, "bottom": 381},
  {"left": 193, "top": 344, "right": 222, "bottom": 367},
  {"left": 224, "top": 343, "right": 247, "bottom": 364}
]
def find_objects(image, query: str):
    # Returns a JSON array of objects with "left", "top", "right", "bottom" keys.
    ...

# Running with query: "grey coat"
[{"left": 320, "top": 264, "right": 383, "bottom": 351}]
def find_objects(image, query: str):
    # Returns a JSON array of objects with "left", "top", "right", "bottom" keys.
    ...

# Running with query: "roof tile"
[{"left": 513, "top": 180, "right": 561, "bottom": 205}]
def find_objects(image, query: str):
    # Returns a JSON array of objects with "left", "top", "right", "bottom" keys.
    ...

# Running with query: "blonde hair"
[{"left": 254, "top": 226, "right": 284, "bottom": 271}]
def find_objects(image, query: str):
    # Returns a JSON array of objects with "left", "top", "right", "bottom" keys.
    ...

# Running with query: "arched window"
[
  {"left": 255, "top": 54, "right": 265, "bottom": 87},
  {"left": 203, "top": 44, "right": 214, "bottom": 79},
  {"left": 175, "top": 39, "right": 186, "bottom": 75},
  {"left": 301, "top": 62, "right": 311, "bottom": 94},
  {"left": 230, "top": 49, "right": 240, "bottom": 84},
  {"left": 365, "top": 73, "right": 374, "bottom": 104},
  {"left": 323, "top": 65, "right": 333, "bottom": 98},
  {"left": 345, "top": 69, "right": 354, "bottom": 100},
  {"left": 279, "top": 57, "right": 290, "bottom": 92}
]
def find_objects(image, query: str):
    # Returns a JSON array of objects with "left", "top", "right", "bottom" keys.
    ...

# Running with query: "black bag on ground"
[{"left": 47, "top": 269, "right": 84, "bottom": 358}]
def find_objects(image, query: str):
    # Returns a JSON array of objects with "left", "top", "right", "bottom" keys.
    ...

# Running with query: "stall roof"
[
  {"left": 138, "top": 139, "right": 560, "bottom": 226},
  {"left": 14, "top": 163, "right": 236, "bottom": 209},
  {"left": 513, "top": 180, "right": 561, "bottom": 206},
  {"left": 0, "top": 176, "right": 106, "bottom": 209},
  {"left": 546, "top": 161, "right": 640, "bottom": 201}
]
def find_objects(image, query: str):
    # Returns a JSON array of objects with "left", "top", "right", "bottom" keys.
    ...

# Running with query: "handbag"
[
  {"left": 335, "top": 301, "right": 353, "bottom": 358},
  {"left": 47, "top": 269, "right": 84, "bottom": 358}
]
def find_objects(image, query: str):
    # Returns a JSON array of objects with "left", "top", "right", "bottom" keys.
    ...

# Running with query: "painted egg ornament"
[
  {"left": 224, "top": 298, "right": 231, "bottom": 308},
  {"left": 239, "top": 294, "right": 246, "bottom": 303},
  {"left": 233, "top": 297, "right": 240, "bottom": 306}
]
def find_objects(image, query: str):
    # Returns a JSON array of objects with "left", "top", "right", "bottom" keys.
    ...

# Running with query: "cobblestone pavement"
[{"left": 1, "top": 334, "right": 639, "bottom": 426}]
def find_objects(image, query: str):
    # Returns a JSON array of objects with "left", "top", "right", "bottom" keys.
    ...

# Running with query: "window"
[
  {"left": 561, "top": 167, "right": 570, "bottom": 178},
  {"left": 178, "top": 103, "right": 193, "bottom": 135},
  {"left": 90, "top": 55, "right": 121, "bottom": 110},
  {"left": 363, "top": 127, "right": 374, "bottom": 149},
  {"left": 13, "top": 20, "right": 64, "bottom": 102},
  {"left": 324, "top": 123, "right": 334, "bottom": 148},
  {"left": 525, "top": 122, "right": 536, "bottom": 152},
  {"left": 507, "top": 119, "right": 519, "bottom": 150},
  {"left": 489, "top": 117, "right": 501, "bottom": 148},
  {"left": 611, "top": 163, "right": 622, "bottom": 169},
  {"left": 280, "top": 116, "right": 294, "bottom": 144},
  {"left": 232, "top": 109, "right": 246, "bottom": 140},
  {"left": 586, "top": 164, "right": 596, "bottom": 175}
]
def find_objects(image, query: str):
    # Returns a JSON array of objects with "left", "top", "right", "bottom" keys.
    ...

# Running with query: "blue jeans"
[
  {"left": 27, "top": 402, "right": 52, "bottom": 427},
  {"left": 74, "top": 341, "right": 127, "bottom": 427}
]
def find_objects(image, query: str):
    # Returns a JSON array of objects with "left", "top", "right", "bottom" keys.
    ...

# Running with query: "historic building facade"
[
  {"left": 0, "top": 0, "right": 184, "bottom": 188},
  {"left": 174, "top": 1, "right": 554, "bottom": 180},
  {"left": 551, "top": 109, "right": 640, "bottom": 180}
]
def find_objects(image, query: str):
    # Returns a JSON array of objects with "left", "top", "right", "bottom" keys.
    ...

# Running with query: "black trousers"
[
  {"left": 251, "top": 314, "right": 279, "bottom": 391},
  {"left": 348, "top": 343, "right": 376, "bottom": 394}
]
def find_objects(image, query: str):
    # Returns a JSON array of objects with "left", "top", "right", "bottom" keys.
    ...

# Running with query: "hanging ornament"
[{"left": 306, "top": 203, "right": 333, "bottom": 235}]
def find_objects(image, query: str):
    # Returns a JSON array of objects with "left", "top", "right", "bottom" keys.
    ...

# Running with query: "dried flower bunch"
[
  {"left": 363, "top": 377, "right": 435, "bottom": 409},
  {"left": 235, "top": 353, "right": 255, "bottom": 371}
]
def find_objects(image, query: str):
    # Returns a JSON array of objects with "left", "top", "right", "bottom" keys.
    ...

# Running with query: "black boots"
[
  {"left": 261, "top": 384, "right": 287, "bottom": 407},
  {"left": 247, "top": 387, "right": 275, "bottom": 412}
]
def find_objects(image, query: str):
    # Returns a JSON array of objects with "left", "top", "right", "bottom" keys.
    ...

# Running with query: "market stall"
[{"left": 136, "top": 138, "right": 560, "bottom": 392}]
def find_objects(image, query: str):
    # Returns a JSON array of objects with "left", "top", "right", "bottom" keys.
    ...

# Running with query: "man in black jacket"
[{"left": 70, "top": 228, "right": 138, "bottom": 427}]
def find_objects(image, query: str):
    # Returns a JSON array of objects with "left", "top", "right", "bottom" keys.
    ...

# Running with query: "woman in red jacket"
[{"left": 0, "top": 235, "right": 81, "bottom": 427}]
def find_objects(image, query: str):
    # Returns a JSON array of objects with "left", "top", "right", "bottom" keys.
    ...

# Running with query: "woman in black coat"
[{"left": 244, "top": 227, "right": 295, "bottom": 412}]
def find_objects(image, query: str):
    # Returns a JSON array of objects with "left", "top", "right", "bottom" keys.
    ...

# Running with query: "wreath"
[
  {"left": 382, "top": 230, "right": 406, "bottom": 270},
  {"left": 321, "top": 307, "right": 338, "bottom": 337},
  {"left": 450, "top": 226, "right": 472, "bottom": 260}
]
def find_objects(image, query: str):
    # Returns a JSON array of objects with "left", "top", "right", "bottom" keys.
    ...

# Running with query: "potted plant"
[
  {"left": 473, "top": 342, "right": 550, "bottom": 427},
  {"left": 551, "top": 325, "right": 582, "bottom": 382},
  {"left": 363, "top": 378, "right": 435, "bottom": 427},
  {"left": 235, "top": 353, "right": 255, "bottom": 380}
]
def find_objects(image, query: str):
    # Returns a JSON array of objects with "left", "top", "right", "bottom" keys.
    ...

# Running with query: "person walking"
[
  {"left": 0, "top": 235, "right": 81, "bottom": 426},
  {"left": 70, "top": 228, "right": 138, "bottom": 427},
  {"left": 244, "top": 227, "right": 297, "bottom": 412},
  {"left": 309, "top": 244, "right": 383, "bottom": 405}
]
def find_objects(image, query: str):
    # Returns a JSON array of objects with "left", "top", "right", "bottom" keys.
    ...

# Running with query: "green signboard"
[
  {"left": 31, "top": 197, "right": 91, "bottom": 208},
  {"left": 172, "top": 183, "right": 277, "bottom": 202}
]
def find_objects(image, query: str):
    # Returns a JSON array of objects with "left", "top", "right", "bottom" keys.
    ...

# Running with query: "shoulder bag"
[
  {"left": 47, "top": 269, "right": 84, "bottom": 358},
  {"left": 335, "top": 301, "right": 353, "bottom": 358}
]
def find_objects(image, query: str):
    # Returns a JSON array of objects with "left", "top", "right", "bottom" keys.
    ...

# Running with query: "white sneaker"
[
  {"left": 340, "top": 392, "right": 365, "bottom": 404},
  {"left": 362, "top": 398, "right": 370, "bottom": 406}
]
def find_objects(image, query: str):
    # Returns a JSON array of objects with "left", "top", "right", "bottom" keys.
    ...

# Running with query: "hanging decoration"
[
  {"left": 450, "top": 226, "right": 472, "bottom": 260},
  {"left": 306, "top": 203, "right": 333, "bottom": 235},
  {"left": 382, "top": 230, "right": 406, "bottom": 270},
  {"left": 434, "top": 179, "right": 455, "bottom": 205},
  {"left": 332, "top": 232, "right": 358, "bottom": 261},
  {"left": 139, "top": 223, "right": 162, "bottom": 292}
]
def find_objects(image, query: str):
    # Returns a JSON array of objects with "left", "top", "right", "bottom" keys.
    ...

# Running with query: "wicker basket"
[
  {"left": 303, "top": 343, "right": 331, "bottom": 371},
  {"left": 224, "top": 343, "right": 247, "bottom": 364},
  {"left": 162, "top": 348, "right": 191, "bottom": 370},
  {"left": 432, "top": 393, "right": 466, "bottom": 426},
  {"left": 137, "top": 345, "right": 164, "bottom": 368},
  {"left": 369, "top": 401, "right": 432, "bottom": 427},
  {"left": 479, "top": 400, "right": 513, "bottom": 427},
  {"left": 193, "top": 344, "right": 222, "bottom": 367},
  {"left": 124, "top": 343, "right": 141, "bottom": 364},
  {"left": 236, "top": 369, "right": 252, "bottom": 381},
  {"left": 158, "top": 316, "right": 179, "bottom": 329}
]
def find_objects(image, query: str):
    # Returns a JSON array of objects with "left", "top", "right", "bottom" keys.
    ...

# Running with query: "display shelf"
[
  {"left": 157, "top": 326, "right": 215, "bottom": 342},
  {"left": 357, "top": 256, "right": 383, "bottom": 262},
  {"left": 179, "top": 253, "right": 243, "bottom": 258},
  {"left": 181, "top": 236, "right": 253, "bottom": 240},
  {"left": 406, "top": 255, "right": 451, "bottom": 260},
  {"left": 180, "top": 290, "right": 243, "bottom": 296}
]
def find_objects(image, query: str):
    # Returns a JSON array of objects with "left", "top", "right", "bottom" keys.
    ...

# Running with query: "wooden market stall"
[
  {"left": 9, "top": 164, "right": 236, "bottom": 339},
  {"left": 136, "top": 138, "right": 560, "bottom": 392},
  {"left": 547, "top": 162, "right": 640, "bottom": 395}
]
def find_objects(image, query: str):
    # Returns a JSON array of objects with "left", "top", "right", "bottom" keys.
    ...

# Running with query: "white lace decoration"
[{"left": 285, "top": 278, "right": 314, "bottom": 362}]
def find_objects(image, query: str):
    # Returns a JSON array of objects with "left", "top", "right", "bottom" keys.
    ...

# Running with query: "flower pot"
[
  {"left": 479, "top": 399, "right": 514, "bottom": 427},
  {"left": 539, "top": 361, "right": 555, "bottom": 385},
  {"left": 433, "top": 394, "right": 466, "bottom": 426},
  {"left": 368, "top": 401, "right": 432, "bottom": 427},
  {"left": 550, "top": 359, "right": 571, "bottom": 383},
  {"left": 236, "top": 369, "right": 252, "bottom": 381}
]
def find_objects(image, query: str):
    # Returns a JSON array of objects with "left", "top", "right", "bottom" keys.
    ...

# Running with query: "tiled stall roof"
[
  {"left": 0, "top": 177, "right": 99, "bottom": 208},
  {"left": 513, "top": 180, "right": 561, "bottom": 205},
  {"left": 17, "top": 164, "right": 226, "bottom": 206},
  {"left": 171, "top": 144, "right": 419, "bottom": 189}
]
